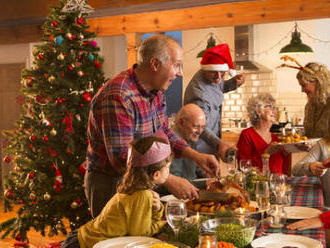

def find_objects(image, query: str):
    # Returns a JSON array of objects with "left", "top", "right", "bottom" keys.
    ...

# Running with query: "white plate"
[
  {"left": 93, "top": 236, "right": 163, "bottom": 248},
  {"left": 160, "top": 195, "right": 189, "bottom": 203},
  {"left": 276, "top": 138, "right": 321, "bottom": 153},
  {"left": 251, "top": 233, "right": 322, "bottom": 248},
  {"left": 160, "top": 194, "right": 179, "bottom": 202},
  {"left": 284, "top": 206, "right": 322, "bottom": 219}
]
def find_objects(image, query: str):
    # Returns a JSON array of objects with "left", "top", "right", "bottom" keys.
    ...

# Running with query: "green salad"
[{"left": 215, "top": 223, "right": 255, "bottom": 248}]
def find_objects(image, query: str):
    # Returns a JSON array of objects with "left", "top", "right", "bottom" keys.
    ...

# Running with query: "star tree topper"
[{"left": 62, "top": 0, "right": 94, "bottom": 14}]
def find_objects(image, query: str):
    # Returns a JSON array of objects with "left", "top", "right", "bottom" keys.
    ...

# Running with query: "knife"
[{"left": 198, "top": 190, "right": 229, "bottom": 201}]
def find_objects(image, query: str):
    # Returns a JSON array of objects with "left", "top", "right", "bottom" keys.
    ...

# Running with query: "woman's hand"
[
  {"left": 310, "top": 162, "right": 327, "bottom": 176},
  {"left": 286, "top": 216, "right": 323, "bottom": 230},
  {"left": 151, "top": 190, "right": 162, "bottom": 212},
  {"left": 265, "top": 142, "right": 281, "bottom": 155}
]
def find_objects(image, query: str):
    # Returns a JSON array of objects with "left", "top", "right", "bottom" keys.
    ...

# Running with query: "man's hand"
[
  {"left": 310, "top": 162, "right": 327, "bottom": 176},
  {"left": 182, "top": 147, "right": 220, "bottom": 177},
  {"left": 287, "top": 216, "right": 323, "bottom": 230},
  {"left": 235, "top": 74, "right": 245, "bottom": 87},
  {"left": 218, "top": 141, "right": 236, "bottom": 162},
  {"left": 322, "top": 157, "right": 330, "bottom": 168},
  {"left": 163, "top": 174, "right": 199, "bottom": 200},
  {"left": 151, "top": 190, "right": 162, "bottom": 212}
]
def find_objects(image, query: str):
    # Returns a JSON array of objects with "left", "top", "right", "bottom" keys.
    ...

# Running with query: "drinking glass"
[
  {"left": 268, "top": 204, "right": 287, "bottom": 228},
  {"left": 270, "top": 173, "right": 287, "bottom": 204},
  {"left": 256, "top": 181, "right": 270, "bottom": 233},
  {"left": 239, "top": 159, "right": 252, "bottom": 173},
  {"left": 227, "top": 153, "right": 237, "bottom": 176},
  {"left": 165, "top": 200, "right": 187, "bottom": 238}
]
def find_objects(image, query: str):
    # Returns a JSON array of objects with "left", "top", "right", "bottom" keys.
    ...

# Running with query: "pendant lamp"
[{"left": 279, "top": 23, "right": 313, "bottom": 54}]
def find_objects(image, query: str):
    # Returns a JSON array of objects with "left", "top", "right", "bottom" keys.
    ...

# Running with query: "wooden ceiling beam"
[
  {"left": 0, "top": 0, "right": 329, "bottom": 45},
  {"left": 87, "top": 0, "right": 330, "bottom": 36}
]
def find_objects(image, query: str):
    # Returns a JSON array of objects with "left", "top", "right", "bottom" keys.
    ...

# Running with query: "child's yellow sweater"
[{"left": 78, "top": 190, "right": 165, "bottom": 248}]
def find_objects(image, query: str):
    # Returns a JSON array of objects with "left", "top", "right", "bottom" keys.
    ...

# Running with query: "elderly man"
[
  {"left": 170, "top": 104, "right": 206, "bottom": 181},
  {"left": 184, "top": 43, "right": 244, "bottom": 156},
  {"left": 85, "top": 34, "right": 220, "bottom": 217}
]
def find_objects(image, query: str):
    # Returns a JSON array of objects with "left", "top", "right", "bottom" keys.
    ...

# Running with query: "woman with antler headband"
[
  {"left": 279, "top": 57, "right": 330, "bottom": 207},
  {"left": 279, "top": 56, "right": 330, "bottom": 139}
]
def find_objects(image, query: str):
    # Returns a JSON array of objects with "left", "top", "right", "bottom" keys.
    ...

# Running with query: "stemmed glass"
[
  {"left": 256, "top": 181, "right": 270, "bottom": 234},
  {"left": 165, "top": 200, "right": 187, "bottom": 238},
  {"left": 239, "top": 159, "right": 252, "bottom": 173},
  {"left": 269, "top": 173, "right": 287, "bottom": 204}
]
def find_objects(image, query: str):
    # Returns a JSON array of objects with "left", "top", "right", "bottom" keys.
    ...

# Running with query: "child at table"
[{"left": 61, "top": 130, "right": 172, "bottom": 248}]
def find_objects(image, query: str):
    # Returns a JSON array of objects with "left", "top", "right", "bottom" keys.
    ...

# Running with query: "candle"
[{"left": 199, "top": 233, "right": 217, "bottom": 248}]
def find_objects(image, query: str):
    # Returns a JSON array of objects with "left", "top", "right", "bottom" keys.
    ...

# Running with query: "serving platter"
[
  {"left": 251, "top": 233, "right": 323, "bottom": 248},
  {"left": 274, "top": 138, "right": 321, "bottom": 153},
  {"left": 93, "top": 236, "right": 163, "bottom": 248}
]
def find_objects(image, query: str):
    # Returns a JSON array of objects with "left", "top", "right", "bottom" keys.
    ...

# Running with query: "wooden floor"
[{"left": 0, "top": 202, "right": 67, "bottom": 248}]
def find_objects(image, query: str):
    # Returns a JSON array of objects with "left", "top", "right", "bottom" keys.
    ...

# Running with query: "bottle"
[{"left": 262, "top": 153, "right": 270, "bottom": 177}]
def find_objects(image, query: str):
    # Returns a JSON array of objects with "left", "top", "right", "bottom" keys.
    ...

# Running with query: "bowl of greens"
[{"left": 201, "top": 217, "right": 258, "bottom": 248}]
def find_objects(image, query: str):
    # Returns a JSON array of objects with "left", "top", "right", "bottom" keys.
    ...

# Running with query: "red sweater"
[
  {"left": 237, "top": 127, "right": 290, "bottom": 175},
  {"left": 320, "top": 211, "right": 330, "bottom": 228}
]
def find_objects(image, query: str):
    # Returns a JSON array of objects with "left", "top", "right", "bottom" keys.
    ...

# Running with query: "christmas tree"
[{"left": 0, "top": 0, "right": 105, "bottom": 242}]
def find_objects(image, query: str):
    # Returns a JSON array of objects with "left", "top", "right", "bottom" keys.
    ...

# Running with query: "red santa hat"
[{"left": 200, "top": 43, "right": 237, "bottom": 76}]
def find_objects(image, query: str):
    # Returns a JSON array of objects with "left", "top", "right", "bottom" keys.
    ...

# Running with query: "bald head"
[{"left": 175, "top": 104, "right": 206, "bottom": 142}]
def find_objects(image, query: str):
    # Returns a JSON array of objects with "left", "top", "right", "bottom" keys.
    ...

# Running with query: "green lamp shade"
[{"left": 280, "top": 29, "right": 313, "bottom": 53}]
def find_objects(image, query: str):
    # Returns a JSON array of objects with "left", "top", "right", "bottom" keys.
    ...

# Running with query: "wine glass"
[
  {"left": 165, "top": 200, "right": 187, "bottom": 238},
  {"left": 239, "top": 159, "right": 252, "bottom": 173},
  {"left": 256, "top": 181, "right": 270, "bottom": 234}
]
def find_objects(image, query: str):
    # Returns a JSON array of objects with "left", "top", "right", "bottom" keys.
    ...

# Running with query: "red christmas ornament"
[
  {"left": 51, "top": 20, "right": 58, "bottom": 26},
  {"left": 44, "top": 74, "right": 48, "bottom": 79},
  {"left": 3, "top": 156, "right": 11, "bottom": 163},
  {"left": 57, "top": 98, "right": 63, "bottom": 104},
  {"left": 68, "top": 65, "right": 73, "bottom": 70},
  {"left": 77, "top": 17, "right": 84, "bottom": 24},
  {"left": 61, "top": 73, "right": 65, "bottom": 77},
  {"left": 4, "top": 189, "right": 14, "bottom": 199},
  {"left": 38, "top": 53, "right": 44, "bottom": 60},
  {"left": 75, "top": 198, "right": 82, "bottom": 204},
  {"left": 50, "top": 35, "right": 54, "bottom": 42},
  {"left": 29, "top": 135, "right": 36, "bottom": 141},
  {"left": 78, "top": 161, "right": 87, "bottom": 175},
  {"left": 35, "top": 95, "right": 48, "bottom": 104},
  {"left": 82, "top": 92, "right": 92, "bottom": 102},
  {"left": 43, "top": 136, "right": 49, "bottom": 142},
  {"left": 28, "top": 172, "right": 35, "bottom": 179},
  {"left": 78, "top": 55, "right": 82, "bottom": 60},
  {"left": 15, "top": 234, "right": 21, "bottom": 241},
  {"left": 95, "top": 61, "right": 101, "bottom": 69},
  {"left": 67, "top": 149, "right": 72, "bottom": 153}
]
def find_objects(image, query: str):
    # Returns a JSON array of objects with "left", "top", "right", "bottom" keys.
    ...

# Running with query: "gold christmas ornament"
[
  {"left": 57, "top": 53, "right": 65, "bottom": 60},
  {"left": 48, "top": 76, "right": 56, "bottom": 83},
  {"left": 43, "top": 192, "right": 51, "bottom": 201},
  {"left": 66, "top": 33, "right": 72, "bottom": 39},
  {"left": 30, "top": 192, "right": 36, "bottom": 200},
  {"left": 71, "top": 201, "right": 78, "bottom": 209},
  {"left": 50, "top": 128, "right": 57, "bottom": 136}
]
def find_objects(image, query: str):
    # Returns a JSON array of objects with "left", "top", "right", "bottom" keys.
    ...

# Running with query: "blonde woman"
[{"left": 296, "top": 62, "right": 330, "bottom": 138}]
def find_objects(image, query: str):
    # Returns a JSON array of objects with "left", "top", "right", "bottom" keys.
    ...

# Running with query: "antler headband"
[{"left": 277, "top": 55, "right": 315, "bottom": 75}]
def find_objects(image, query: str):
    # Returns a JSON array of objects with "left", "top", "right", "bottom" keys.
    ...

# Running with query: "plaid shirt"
[{"left": 86, "top": 65, "right": 188, "bottom": 175}]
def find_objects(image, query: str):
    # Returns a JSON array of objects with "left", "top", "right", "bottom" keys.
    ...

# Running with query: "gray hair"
[
  {"left": 137, "top": 34, "right": 179, "bottom": 66},
  {"left": 247, "top": 93, "right": 276, "bottom": 126},
  {"left": 296, "top": 62, "right": 330, "bottom": 105}
]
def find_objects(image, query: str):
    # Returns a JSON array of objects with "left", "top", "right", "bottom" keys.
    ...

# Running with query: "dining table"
[{"left": 255, "top": 176, "right": 327, "bottom": 247}]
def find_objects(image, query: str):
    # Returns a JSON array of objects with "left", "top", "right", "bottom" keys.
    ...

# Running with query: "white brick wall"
[{"left": 222, "top": 71, "right": 306, "bottom": 128}]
